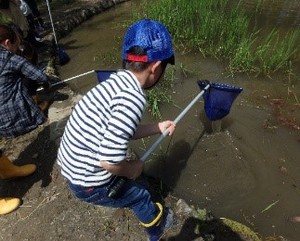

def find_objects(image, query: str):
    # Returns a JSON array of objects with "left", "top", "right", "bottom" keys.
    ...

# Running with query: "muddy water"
[
  {"left": 58, "top": 1, "right": 300, "bottom": 240},
  {"left": 231, "top": 0, "right": 300, "bottom": 29}
]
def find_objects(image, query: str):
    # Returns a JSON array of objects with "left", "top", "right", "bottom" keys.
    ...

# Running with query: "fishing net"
[
  {"left": 198, "top": 80, "right": 243, "bottom": 121},
  {"left": 95, "top": 70, "right": 116, "bottom": 83},
  {"left": 95, "top": 74, "right": 243, "bottom": 122}
]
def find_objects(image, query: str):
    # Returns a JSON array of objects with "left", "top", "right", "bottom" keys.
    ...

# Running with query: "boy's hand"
[{"left": 158, "top": 121, "right": 176, "bottom": 136}]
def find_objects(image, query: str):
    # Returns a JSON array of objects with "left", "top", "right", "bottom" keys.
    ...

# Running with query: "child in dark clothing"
[
  {"left": 0, "top": 24, "right": 49, "bottom": 137},
  {"left": 19, "top": 0, "right": 44, "bottom": 32}
]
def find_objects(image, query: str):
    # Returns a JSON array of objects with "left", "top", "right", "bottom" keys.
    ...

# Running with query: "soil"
[{"left": 0, "top": 1, "right": 290, "bottom": 241}]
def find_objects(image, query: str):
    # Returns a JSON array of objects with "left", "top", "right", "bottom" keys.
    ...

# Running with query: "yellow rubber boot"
[
  {"left": 0, "top": 155, "right": 37, "bottom": 180},
  {"left": 0, "top": 197, "right": 21, "bottom": 215}
]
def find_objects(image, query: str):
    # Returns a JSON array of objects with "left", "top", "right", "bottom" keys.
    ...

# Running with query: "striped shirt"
[{"left": 57, "top": 70, "right": 146, "bottom": 187}]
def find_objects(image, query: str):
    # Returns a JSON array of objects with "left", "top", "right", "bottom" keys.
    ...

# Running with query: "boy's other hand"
[{"left": 158, "top": 121, "right": 176, "bottom": 136}]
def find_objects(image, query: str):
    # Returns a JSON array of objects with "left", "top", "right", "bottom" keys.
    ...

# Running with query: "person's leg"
[
  {"left": 25, "top": 14, "right": 35, "bottom": 31},
  {"left": 7, "top": 1, "right": 30, "bottom": 38},
  {"left": 23, "top": 0, "right": 44, "bottom": 30},
  {"left": 22, "top": 78, "right": 50, "bottom": 112},
  {"left": 23, "top": 0, "right": 40, "bottom": 17},
  {"left": 0, "top": 150, "right": 36, "bottom": 215},
  {"left": 69, "top": 177, "right": 174, "bottom": 240},
  {"left": 0, "top": 150, "right": 36, "bottom": 179},
  {"left": 0, "top": 197, "right": 21, "bottom": 215},
  {"left": 117, "top": 180, "right": 174, "bottom": 240},
  {"left": 69, "top": 178, "right": 159, "bottom": 221}
]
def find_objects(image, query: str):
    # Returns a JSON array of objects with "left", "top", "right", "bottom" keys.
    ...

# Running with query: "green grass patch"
[
  {"left": 146, "top": 66, "right": 176, "bottom": 119},
  {"left": 136, "top": 0, "right": 300, "bottom": 76},
  {"left": 128, "top": 0, "right": 300, "bottom": 118}
]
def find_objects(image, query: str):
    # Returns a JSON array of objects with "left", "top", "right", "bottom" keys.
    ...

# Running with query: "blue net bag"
[
  {"left": 96, "top": 70, "right": 116, "bottom": 83},
  {"left": 197, "top": 81, "right": 243, "bottom": 121}
]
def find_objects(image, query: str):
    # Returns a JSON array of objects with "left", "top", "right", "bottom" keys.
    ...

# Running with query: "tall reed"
[
  {"left": 137, "top": 0, "right": 300, "bottom": 75},
  {"left": 140, "top": 0, "right": 249, "bottom": 58},
  {"left": 254, "top": 29, "right": 300, "bottom": 75},
  {"left": 146, "top": 66, "right": 175, "bottom": 119}
]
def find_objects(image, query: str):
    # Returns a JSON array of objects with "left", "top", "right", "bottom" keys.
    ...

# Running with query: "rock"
[{"left": 176, "top": 198, "right": 197, "bottom": 216}]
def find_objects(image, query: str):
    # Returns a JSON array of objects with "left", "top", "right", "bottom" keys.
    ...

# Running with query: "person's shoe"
[
  {"left": 24, "top": 30, "right": 44, "bottom": 48},
  {"left": 38, "top": 100, "right": 50, "bottom": 112},
  {"left": 0, "top": 198, "right": 21, "bottom": 215},
  {"left": 32, "top": 31, "right": 42, "bottom": 42},
  {"left": 146, "top": 208, "right": 174, "bottom": 241},
  {"left": 31, "top": 94, "right": 51, "bottom": 113},
  {"left": 0, "top": 153, "right": 37, "bottom": 180}
]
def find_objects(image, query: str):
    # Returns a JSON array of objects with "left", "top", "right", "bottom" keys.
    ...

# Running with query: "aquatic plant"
[
  {"left": 146, "top": 66, "right": 175, "bottom": 119},
  {"left": 228, "top": 32, "right": 257, "bottom": 73},
  {"left": 220, "top": 217, "right": 262, "bottom": 241},
  {"left": 195, "top": 208, "right": 262, "bottom": 241},
  {"left": 97, "top": 47, "right": 119, "bottom": 66},
  {"left": 137, "top": 0, "right": 300, "bottom": 76},
  {"left": 254, "top": 29, "right": 300, "bottom": 75}
]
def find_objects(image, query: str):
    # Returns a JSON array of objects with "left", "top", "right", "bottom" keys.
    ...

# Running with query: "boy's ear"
[{"left": 150, "top": 61, "right": 162, "bottom": 74}]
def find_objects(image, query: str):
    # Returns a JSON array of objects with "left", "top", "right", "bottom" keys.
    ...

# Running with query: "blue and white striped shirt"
[{"left": 57, "top": 70, "right": 146, "bottom": 187}]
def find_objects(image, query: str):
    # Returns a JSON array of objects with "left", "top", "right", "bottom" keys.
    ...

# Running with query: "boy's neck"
[{"left": 132, "top": 70, "right": 148, "bottom": 88}]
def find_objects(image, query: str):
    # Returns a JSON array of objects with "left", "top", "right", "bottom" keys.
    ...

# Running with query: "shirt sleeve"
[
  {"left": 99, "top": 88, "right": 146, "bottom": 164},
  {"left": 14, "top": 54, "right": 48, "bottom": 84}
]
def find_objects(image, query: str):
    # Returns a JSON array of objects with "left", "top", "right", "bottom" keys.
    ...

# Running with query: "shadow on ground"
[{"left": 0, "top": 116, "right": 68, "bottom": 199}]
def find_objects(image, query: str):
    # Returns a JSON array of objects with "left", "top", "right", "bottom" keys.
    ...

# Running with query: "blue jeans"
[{"left": 68, "top": 177, "right": 159, "bottom": 225}]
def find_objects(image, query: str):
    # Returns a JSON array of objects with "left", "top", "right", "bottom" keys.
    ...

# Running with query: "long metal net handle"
[
  {"left": 45, "top": 0, "right": 59, "bottom": 46},
  {"left": 37, "top": 70, "right": 95, "bottom": 92},
  {"left": 141, "top": 83, "right": 210, "bottom": 161},
  {"left": 108, "top": 83, "right": 210, "bottom": 198},
  {"left": 51, "top": 70, "right": 95, "bottom": 87}
]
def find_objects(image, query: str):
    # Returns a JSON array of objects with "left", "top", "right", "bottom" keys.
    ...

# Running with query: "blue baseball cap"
[{"left": 122, "top": 19, "right": 175, "bottom": 64}]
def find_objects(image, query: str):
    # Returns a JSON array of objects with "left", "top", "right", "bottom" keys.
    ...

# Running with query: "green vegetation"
[
  {"left": 129, "top": 0, "right": 300, "bottom": 118},
  {"left": 195, "top": 209, "right": 262, "bottom": 240},
  {"left": 97, "top": 47, "right": 119, "bottom": 66},
  {"left": 146, "top": 63, "right": 195, "bottom": 119},
  {"left": 136, "top": 0, "right": 300, "bottom": 76},
  {"left": 146, "top": 66, "right": 175, "bottom": 119},
  {"left": 220, "top": 217, "right": 262, "bottom": 241},
  {"left": 0, "top": 13, "right": 10, "bottom": 24}
]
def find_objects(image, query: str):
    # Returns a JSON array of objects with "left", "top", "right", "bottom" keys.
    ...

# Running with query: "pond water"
[
  {"left": 58, "top": 0, "right": 300, "bottom": 240},
  {"left": 231, "top": 0, "right": 300, "bottom": 29}
]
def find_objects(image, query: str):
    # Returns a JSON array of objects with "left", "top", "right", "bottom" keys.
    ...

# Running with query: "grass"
[
  {"left": 96, "top": 47, "right": 119, "bottom": 66},
  {"left": 136, "top": 0, "right": 300, "bottom": 76},
  {"left": 128, "top": 0, "right": 300, "bottom": 118},
  {"left": 3, "top": 0, "right": 299, "bottom": 119},
  {"left": 146, "top": 66, "right": 176, "bottom": 119},
  {"left": 127, "top": 0, "right": 300, "bottom": 118}
]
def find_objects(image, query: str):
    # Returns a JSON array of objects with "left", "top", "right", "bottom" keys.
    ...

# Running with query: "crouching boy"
[{"left": 57, "top": 19, "right": 176, "bottom": 241}]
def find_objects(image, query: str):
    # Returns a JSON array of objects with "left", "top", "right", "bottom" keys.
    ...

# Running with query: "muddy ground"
[{"left": 0, "top": 0, "right": 292, "bottom": 240}]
